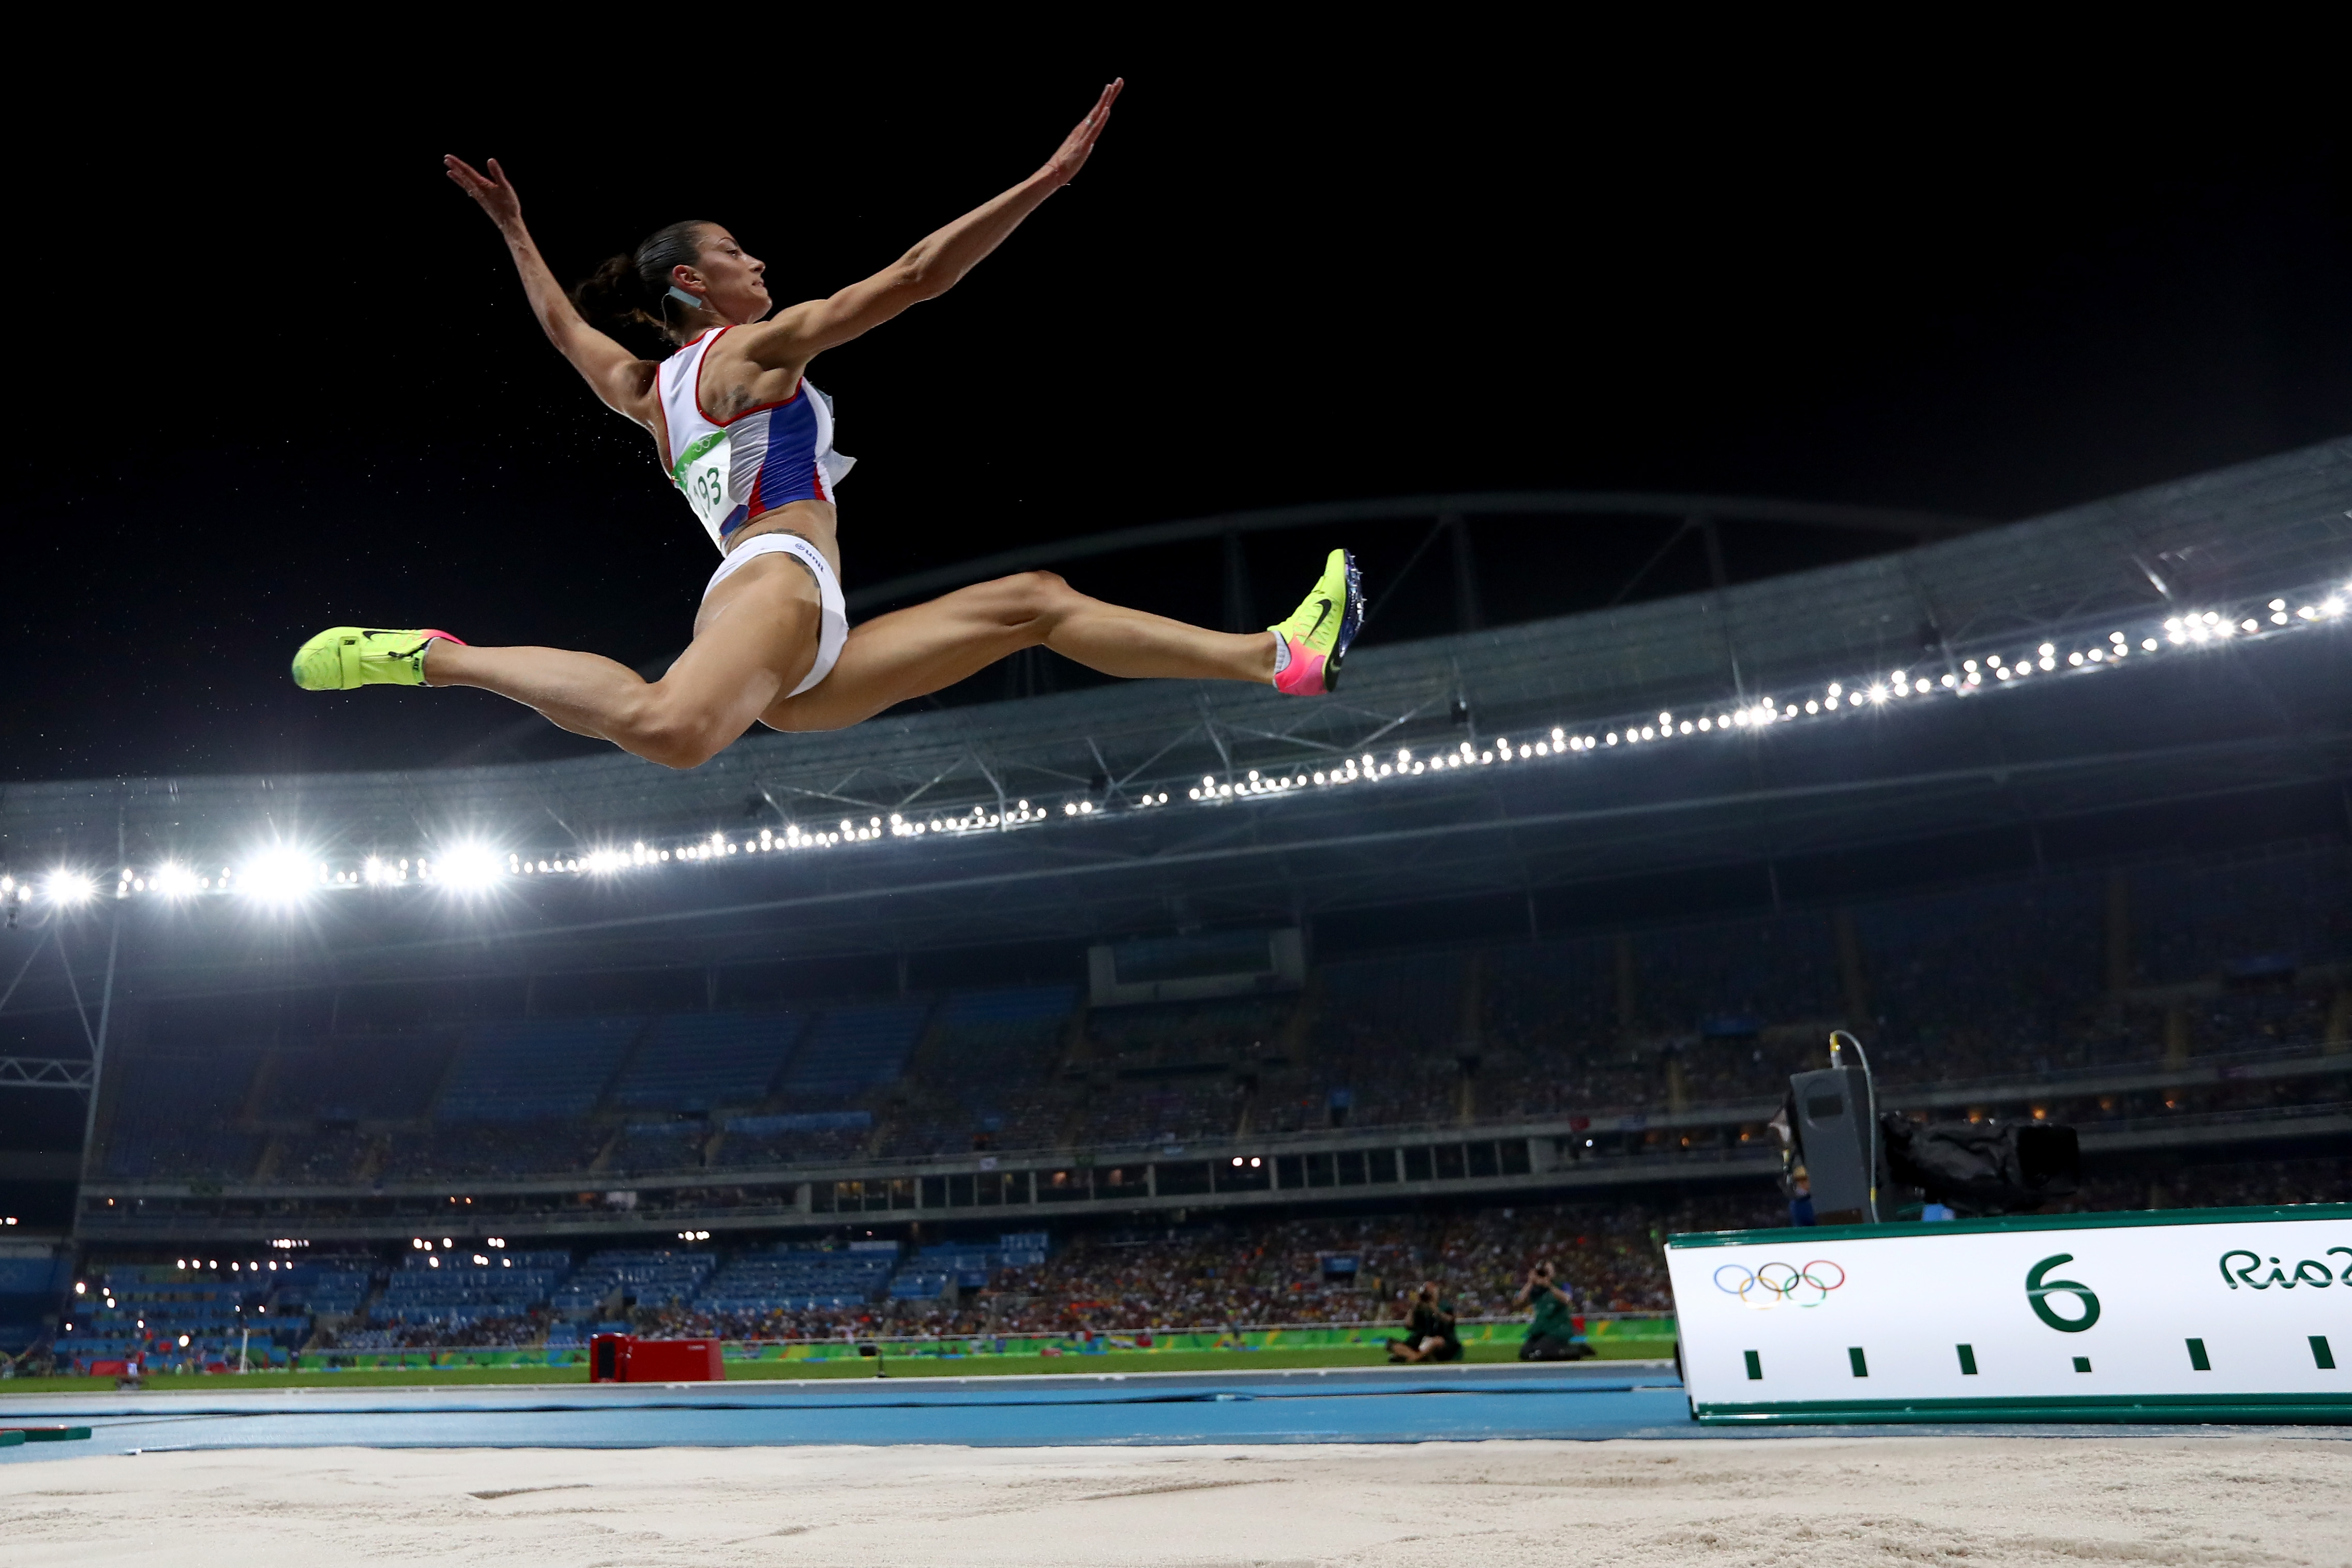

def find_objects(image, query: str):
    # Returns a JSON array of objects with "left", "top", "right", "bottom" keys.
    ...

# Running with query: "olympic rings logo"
[{"left": 1712, "top": 1259, "right": 1847, "bottom": 1310}]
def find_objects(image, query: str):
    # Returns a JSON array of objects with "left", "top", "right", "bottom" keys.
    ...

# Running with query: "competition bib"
[{"left": 672, "top": 429, "right": 738, "bottom": 552}]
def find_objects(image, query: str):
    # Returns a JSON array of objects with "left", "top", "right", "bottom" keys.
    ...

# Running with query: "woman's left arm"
[{"left": 734, "top": 80, "right": 1122, "bottom": 369}]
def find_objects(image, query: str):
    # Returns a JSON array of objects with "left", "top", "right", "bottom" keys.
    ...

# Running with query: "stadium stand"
[
  {"left": 0, "top": 1252, "right": 68, "bottom": 1358},
  {"left": 608, "top": 1119, "right": 713, "bottom": 1174},
  {"left": 62, "top": 845, "right": 2352, "bottom": 1253},
  {"left": 39, "top": 1147, "right": 2352, "bottom": 1366},
  {"left": 694, "top": 1245, "right": 898, "bottom": 1335},
  {"left": 272, "top": 1257, "right": 374, "bottom": 1318},
  {"left": 777, "top": 1002, "right": 931, "bottom": 1100},
  {"left": 611, "top": 1011, "right": 808, "bottom": 1112},
  {"left": 882, "top": 985, "right": 1076, "bottom": 1157},
  {"left": 101, "top": 1050, "right": 264, "bottom": 1180},
  {"left": 434, "top": 1017, "right": 644, "bottom": 1120},
  {"left": 713, "top": 1110, "right": 873, "bottom": 1167},
  {"left": 52, "top": 1265, "right": 307, "bottom": 1372},
  {"left": 551, "top": 1248, "right": 715, "bottom": 1318},
  {"left": 370, "top": 1250, "right": 568, "bottom": 1328},
  {"left": 261, "top": 1033, "right": 456, "bottom": 1123}
]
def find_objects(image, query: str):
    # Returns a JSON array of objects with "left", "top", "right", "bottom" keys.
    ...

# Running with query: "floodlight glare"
[
  {"left": 45, "top": 870, "right": 95, "bottom": 906},
  {"left": 240, "top": 847, "right": 317, "bottom": 905},
  {"left": 154, "top": 862, "right": 201, "bottom": 898},
  {"left": 434, "top": 841, "right": 505, "bottom": 892}
]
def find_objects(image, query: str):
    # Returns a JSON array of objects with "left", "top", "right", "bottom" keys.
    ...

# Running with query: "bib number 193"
[
  {"left": 676, "top": 430, "right": 738, "bottom": 540},
  {"left": 691, "top": 460, "right": 728, "bottom": 519}
]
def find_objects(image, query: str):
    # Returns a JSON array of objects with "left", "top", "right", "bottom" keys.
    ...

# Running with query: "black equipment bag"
[{"left": 1879, "top": 1114, "right": 2079, "bottom": 1214}]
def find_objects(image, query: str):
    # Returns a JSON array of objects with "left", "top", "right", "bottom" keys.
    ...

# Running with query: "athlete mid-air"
[{"left": 290, "top": 82, "right": 1363, "bottom": 770}]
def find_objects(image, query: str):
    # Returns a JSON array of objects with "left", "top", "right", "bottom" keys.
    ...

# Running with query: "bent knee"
[
  {"left": 629, "top": 700, "right": 737, "bottom": 770},
  {"left": 983, "top": 569, "right": 1079, "bottom": 629}
]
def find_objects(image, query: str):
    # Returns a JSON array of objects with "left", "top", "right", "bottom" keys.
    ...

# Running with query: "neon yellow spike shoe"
[
  {"left": 290, "top": 627, "right": 466, "bottom": 691},
  {"left": 1269, "top": 548, "right": 1364, "bottom": 695}
]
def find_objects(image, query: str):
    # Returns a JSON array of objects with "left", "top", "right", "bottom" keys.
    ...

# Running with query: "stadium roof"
[{"left": 4, "top": 440, "right": 2350, "bottom": 989}]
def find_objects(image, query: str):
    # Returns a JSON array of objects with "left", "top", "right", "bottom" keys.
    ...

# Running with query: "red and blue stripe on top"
[{"left": 657, "top": 325, "right": 856, "bottom": 554}]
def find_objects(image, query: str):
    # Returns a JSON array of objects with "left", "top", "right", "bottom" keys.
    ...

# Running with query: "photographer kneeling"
[
  {"left": 1386, "top": 1281, "right": 1463, "bottom": 1364},
  {"left": 1516, "top": 1261, "right": 1592, "bottom": 1361}
]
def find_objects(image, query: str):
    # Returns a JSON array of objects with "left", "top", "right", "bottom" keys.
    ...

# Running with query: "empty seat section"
[
  {"left": 55, "top": 1267, "right": 308, "bottom": 1370},
  {"left": 778, "top": 1003, "right": 930, "bottom": 1100},
  {"left": 696, "top": 1246, "right": 897, "bottom": 1313},
  {"left": 102, "top": 1051, "right": 263, "bottom": 1179},
  {"left": 370, "top": 1250, "right": 570, "bottom": 1330},
  {"left": 552, "top": 1249, "right": 716, "bottom": 1315},
  {"left": 435, "top": 1017, "right": 643, "bottom": 1121},
  {"left": 263, "top": 1034, "right": 454, "bottom": 1121},
  {"left": 611, "top": 1011, "right": 806, "bottom": 1111},
  {"left": 274, "top": 1258, "right": 374, "bottom": 1317}
]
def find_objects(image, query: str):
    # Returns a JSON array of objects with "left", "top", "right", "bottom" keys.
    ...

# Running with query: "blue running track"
[
  {"left": 5, "top": 1363, "right": 2335, "bottom": 1459},
  {"left": 2, "top": 1364, "right": 1696, "bottom": 1458}
]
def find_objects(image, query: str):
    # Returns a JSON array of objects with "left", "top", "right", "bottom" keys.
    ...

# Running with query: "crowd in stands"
[
  {"left": 973, "top": 1197, "right": 1731, "bottom": 1336},
  {"left": 882, "top": 987, "right": 1074, "bottom": 1157},
  {"left": 326, "top": 1316, "right": 542, "bottom": 1351},
  {"left": 87, "top": 844, "right": 2348, "bottom": 1186},
  {"left": 26, "top": 1149, "right": 2349, "bottom": 1370}
]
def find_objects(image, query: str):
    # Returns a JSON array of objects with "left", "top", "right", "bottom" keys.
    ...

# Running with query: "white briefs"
[{"left": 704, "top": 532, "right": 849, "bottom": 699}]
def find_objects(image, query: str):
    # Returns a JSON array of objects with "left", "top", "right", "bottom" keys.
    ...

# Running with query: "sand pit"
[{"left": 5, "top": 1435, "right": 2350, "bottom": 1566}]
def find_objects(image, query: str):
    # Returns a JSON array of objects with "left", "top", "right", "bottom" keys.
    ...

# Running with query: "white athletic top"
[{"left": 657, "top": 325, "right": 855, "bottom": 554}]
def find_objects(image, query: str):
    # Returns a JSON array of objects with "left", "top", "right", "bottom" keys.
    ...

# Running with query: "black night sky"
[{"left": 6, "top": 56, "right": 2349, "bottom": 781}]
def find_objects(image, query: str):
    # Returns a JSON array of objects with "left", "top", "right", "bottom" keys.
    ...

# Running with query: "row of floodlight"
[{"left": 6, "top": 577, "right": 2344, "bottom": 915}]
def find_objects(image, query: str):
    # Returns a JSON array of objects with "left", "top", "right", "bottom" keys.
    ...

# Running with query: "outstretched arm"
[
  {"left": 444, "top": 155, "right": 658, "bottom": 423},
  {"left": 733, "top": 80, "right": 1123, "bottom": 370}
]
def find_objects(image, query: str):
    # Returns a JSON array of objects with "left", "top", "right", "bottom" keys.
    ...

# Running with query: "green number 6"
[{"left": 2026, "top": 1253, "right": 2101, "bottom": 1333}]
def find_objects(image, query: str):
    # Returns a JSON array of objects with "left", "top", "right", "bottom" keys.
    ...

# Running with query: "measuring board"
[{"left": 1665, "top": 1202, "right": 2352, "bottom": 1425}]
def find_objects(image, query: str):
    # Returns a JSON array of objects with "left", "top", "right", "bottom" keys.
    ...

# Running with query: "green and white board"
[{"left": 1665, "top": 1203, "right": 2352, "bottom": 1425}]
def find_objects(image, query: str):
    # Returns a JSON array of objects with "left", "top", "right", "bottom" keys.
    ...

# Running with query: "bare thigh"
[
  {"left": 757, "top": 574, "right": 1057, "bottom": 734},
  {"left": 667, "top": 555, "right": 826, "bottom": 740}
]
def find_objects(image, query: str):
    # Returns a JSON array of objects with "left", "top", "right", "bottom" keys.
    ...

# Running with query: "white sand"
[{"left": 5, "top": 1437, "right": 2350, "bottom": 1566}]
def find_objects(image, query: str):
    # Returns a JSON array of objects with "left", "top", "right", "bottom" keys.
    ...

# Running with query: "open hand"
[
  {"left": 445, "top": 154, "right": 523, "bottom": 230},
  {"left": 1040, "top": 79, "right": 1123, "bottom": 188}
]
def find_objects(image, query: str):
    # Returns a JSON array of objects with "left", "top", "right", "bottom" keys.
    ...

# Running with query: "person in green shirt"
[
  {"left": 1386, "top": 1281, "right": 1463, "bottom": 1364},
  {"left": 1517, "top": 1261, "right": 1592, "bottom": 1361}
]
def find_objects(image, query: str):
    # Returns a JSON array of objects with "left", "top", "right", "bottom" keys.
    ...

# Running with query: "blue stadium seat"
[
  {"left": 611, "top": 1011, "right": 808, "bottom": 1111},
  {"left": 778, "top": 1003, "right": 930, "bottom": 1100}
]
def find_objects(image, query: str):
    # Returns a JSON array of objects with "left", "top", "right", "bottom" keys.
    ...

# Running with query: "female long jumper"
[{"left": 290, "top": 83, "right": 1363, "bottom": 770}]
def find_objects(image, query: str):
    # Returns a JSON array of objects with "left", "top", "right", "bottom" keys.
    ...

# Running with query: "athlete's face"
[{"left": 684, "top": 227, "right": 771, "bottom": 322}]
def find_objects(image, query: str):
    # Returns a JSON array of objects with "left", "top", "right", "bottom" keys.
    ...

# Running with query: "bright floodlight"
[
  {"left": 240, "top": 847, "right": 316, "bottom": 905},
  {"left": 44, "top": 870, "right": 95, "bottom": 906},
  {"left": 153, "top": 862, "right": 202, "bottom": 898},
  {"left": 434, "top": 841, "right": 505, "bottom": 892}
]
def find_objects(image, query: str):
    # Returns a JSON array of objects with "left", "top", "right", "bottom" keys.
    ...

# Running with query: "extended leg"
[
  {"left": 764, "top": 571, "right": 1276, "bottom": 733},
  {"left": 425, "top": 556, "right": 824, "bottom": 768}
]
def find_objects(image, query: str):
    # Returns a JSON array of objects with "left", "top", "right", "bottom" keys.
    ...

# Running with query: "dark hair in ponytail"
[{"left": 570, "top": 220, "right": 715, "bottom": 354}]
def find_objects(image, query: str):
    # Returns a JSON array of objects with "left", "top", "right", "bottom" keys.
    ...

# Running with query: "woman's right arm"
[{"left": 444, "top": 155, "right": 658, "bottom": 424}]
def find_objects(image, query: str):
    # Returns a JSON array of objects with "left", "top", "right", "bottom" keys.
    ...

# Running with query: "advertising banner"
[{"left": 1665, "top": 1203, "right": 2352, "bottom": 1424}]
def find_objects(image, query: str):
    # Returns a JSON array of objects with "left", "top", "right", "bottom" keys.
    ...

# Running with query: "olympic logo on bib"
[{"left": 1712, "top": 1259, "right": 1847, "bottom": 1309}]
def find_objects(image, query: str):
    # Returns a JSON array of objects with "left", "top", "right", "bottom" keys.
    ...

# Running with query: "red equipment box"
[{"left": 588, "top": 1334, "right": 725, "bottom": 1383}]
